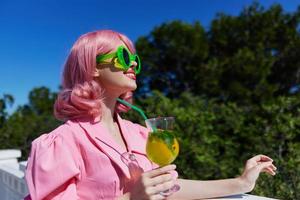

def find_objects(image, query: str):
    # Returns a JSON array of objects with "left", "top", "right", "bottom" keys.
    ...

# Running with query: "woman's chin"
[
  {"left": 127, "top": 83, "right": 137, "bottom": 91},
  {"left": 121, "top": 82, "right": 137, "bottom": 92}
]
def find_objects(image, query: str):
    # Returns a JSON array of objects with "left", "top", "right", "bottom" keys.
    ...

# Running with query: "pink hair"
[{"left": 54, "top": 30, "right": 135, "bottom": 121}]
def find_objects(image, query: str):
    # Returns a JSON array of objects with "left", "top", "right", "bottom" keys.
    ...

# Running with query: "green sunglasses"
[{"left": 96, "top": 46, "right": 141, "bottom": 74}]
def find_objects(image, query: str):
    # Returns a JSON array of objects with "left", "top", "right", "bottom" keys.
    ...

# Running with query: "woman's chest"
[{"left": 75, "top": 140, "right": 153, "bottom": 199}]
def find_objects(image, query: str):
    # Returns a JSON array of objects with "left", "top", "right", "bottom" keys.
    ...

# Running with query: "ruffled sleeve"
[{"left": 25, "top": 132, "right": 80, "bottom": 200}]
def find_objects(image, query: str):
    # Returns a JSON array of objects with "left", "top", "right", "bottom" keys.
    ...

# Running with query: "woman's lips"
[{"left": 124, "top": 73, "right": 136, "bottom": 80}]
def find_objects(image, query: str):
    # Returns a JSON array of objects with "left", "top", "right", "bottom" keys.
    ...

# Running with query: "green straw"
[
  {"left": 116, "top": 98, "right": 157, "bottom": 132},
  {"left": 116, "top": 98, "right": 148, "bottom": 120}
]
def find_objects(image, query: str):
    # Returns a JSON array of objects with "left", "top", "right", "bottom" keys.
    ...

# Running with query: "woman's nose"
[{"left": 130, "top": 60, "right": 137, "bottom": 68}]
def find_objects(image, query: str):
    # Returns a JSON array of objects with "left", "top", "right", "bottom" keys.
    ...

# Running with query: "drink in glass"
[{"left": 145, "top": 117, "right": 180, "bottom": 195}]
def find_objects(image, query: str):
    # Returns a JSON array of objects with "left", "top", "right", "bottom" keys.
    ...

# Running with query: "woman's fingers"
[
  {"left": 262, "top": 167, "right": 276, "bottom": 175},
  {"left": 145, "top": 180, "right": 175, "bottom": 195},
  {"left": 250, "top": 154, "right": 273, "bottom": 163},
  {"left": 133, "top": 165, "right": 178, "bottom": 200},
  {"left": 271, "top": 164, "right": 277, "bottom": 171},
  {"left": 142, "top": 165, "right": 177, "bottom": 191},
  {"left": 267, "top": 164, "right": 277, "bottom": 175},
  {"left": 146, "top": 173, "right": 173, "bottom": 186},
  {"left": 257, "top": 161, "right": 277, "bottom": 176},
  {"left": 153, "top": 180, "right": 175, "bottom": 193},
  {"left": 261, "top": 162, "right": 277, "bottom": 172},
  {"left": 258, "top": 161, "right": 273, "bottom": 169},
  {"left": 145, "top": 164, "right": 176, "bottom": 178}
]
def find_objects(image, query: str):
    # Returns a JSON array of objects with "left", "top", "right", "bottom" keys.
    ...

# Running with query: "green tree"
[
  {"left": 135, "top": 20, "right": 212, "bottom": 98},
  {"left": 136, "top": 3, "right": 300, "bottom": 104},
  {"left": 28, "top": 87, "right": 57, "bottom": 115},
  {"left": 0, "top": 87, "right": 61, "bottom": 160},
  {"left": 0, "top": 94, "right": 14, "bottom": 128},
  {"left": 209, "top": 3, "right": 300, "bottom": 102}
]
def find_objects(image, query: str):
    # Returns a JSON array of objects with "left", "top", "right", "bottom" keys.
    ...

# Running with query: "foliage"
[
  {"left": 136, "top": 3, "right": 300, "bottom": 104},
  {"left": 0, "top": 94, "right": 14, "bottom": 127},
  {"left": 135, "top": 20, "right": 210, "bottom": 98},
  {"left": 0, "top": 87, "right": 61, "bottom": 160},
  {"left": 123, "top": 91, "right": 300, "bottom": 200}
]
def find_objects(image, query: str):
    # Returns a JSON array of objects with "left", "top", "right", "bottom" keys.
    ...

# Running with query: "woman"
[{"left": 25, "top": 30, "right": 276, "bottom": 200}]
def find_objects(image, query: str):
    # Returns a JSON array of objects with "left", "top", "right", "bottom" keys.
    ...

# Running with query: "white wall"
[{"left": 0, "top": 150, "right": 28, "bottom": 200}]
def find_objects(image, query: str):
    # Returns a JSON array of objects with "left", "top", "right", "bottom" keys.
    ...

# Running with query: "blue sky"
[{"left": 0, "top": 0, "right": 299, "bottom": 114}]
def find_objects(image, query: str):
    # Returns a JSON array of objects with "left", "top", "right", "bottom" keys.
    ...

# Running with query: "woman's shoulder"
[
  {"left": 25, "top": 122, "right": 81, "bottom": 199},
  {"left": 30, "top": 121, "right": 81, "bottom": 156},
  {"left": 33, "top": 121, "right": 72, "bottom": 142}
]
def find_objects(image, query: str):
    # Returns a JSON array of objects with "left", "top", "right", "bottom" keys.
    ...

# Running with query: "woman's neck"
[{"left": 101, "top": 96, "right": 117, "bottom": 123}]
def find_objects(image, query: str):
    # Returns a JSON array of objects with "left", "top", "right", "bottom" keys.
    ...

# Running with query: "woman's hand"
[
  {"left": 239, "top": 154, "right": 277, "bottom": 193},
  {"left": 129, "top": 164, "right": 178, "bottom": 200}
]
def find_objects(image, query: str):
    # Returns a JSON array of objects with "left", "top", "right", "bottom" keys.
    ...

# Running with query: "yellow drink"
[{"left": 146, "top": 129, "right": 179, "bottom": 166}]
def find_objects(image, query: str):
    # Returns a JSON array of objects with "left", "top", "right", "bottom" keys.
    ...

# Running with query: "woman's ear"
[{"left": 93, "top": 68, "right": 101, "bottom": 77}]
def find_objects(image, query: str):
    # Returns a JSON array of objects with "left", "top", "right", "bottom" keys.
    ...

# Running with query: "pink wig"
[{"left": 54, "top": 30, "right": 135, "bottom": 121}]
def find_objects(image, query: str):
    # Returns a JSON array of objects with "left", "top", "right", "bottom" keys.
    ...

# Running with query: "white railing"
[{"left": 0, "top": 150, "right": 28, "bottom": 200}]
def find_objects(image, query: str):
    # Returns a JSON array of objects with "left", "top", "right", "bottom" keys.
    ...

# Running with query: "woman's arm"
[
  {"left": 168, "top": 155, "right": 276, "bottom": 200},
  {"left": 167, "top": 177, "right": 247, "bottom": 200},
  {"left": 117, "top": 178, "right": 245, "bottom": 200}
]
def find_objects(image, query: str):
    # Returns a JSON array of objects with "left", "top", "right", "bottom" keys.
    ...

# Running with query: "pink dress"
[{"left": 24, "top": 114, "right": 176, "bottom": 200}]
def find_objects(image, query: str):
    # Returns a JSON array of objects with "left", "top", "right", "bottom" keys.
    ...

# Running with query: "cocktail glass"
[{"left": 145, "top": 117, "right": 180, "bottom": 196}]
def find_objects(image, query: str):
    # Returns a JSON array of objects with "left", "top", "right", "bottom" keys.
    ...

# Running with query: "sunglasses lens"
[
  {"left": 134, "top": 55, "right": 141, "bottom": 74},
  {"left": 122, "top": 48, "right": 130, "bottom": 67}
]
